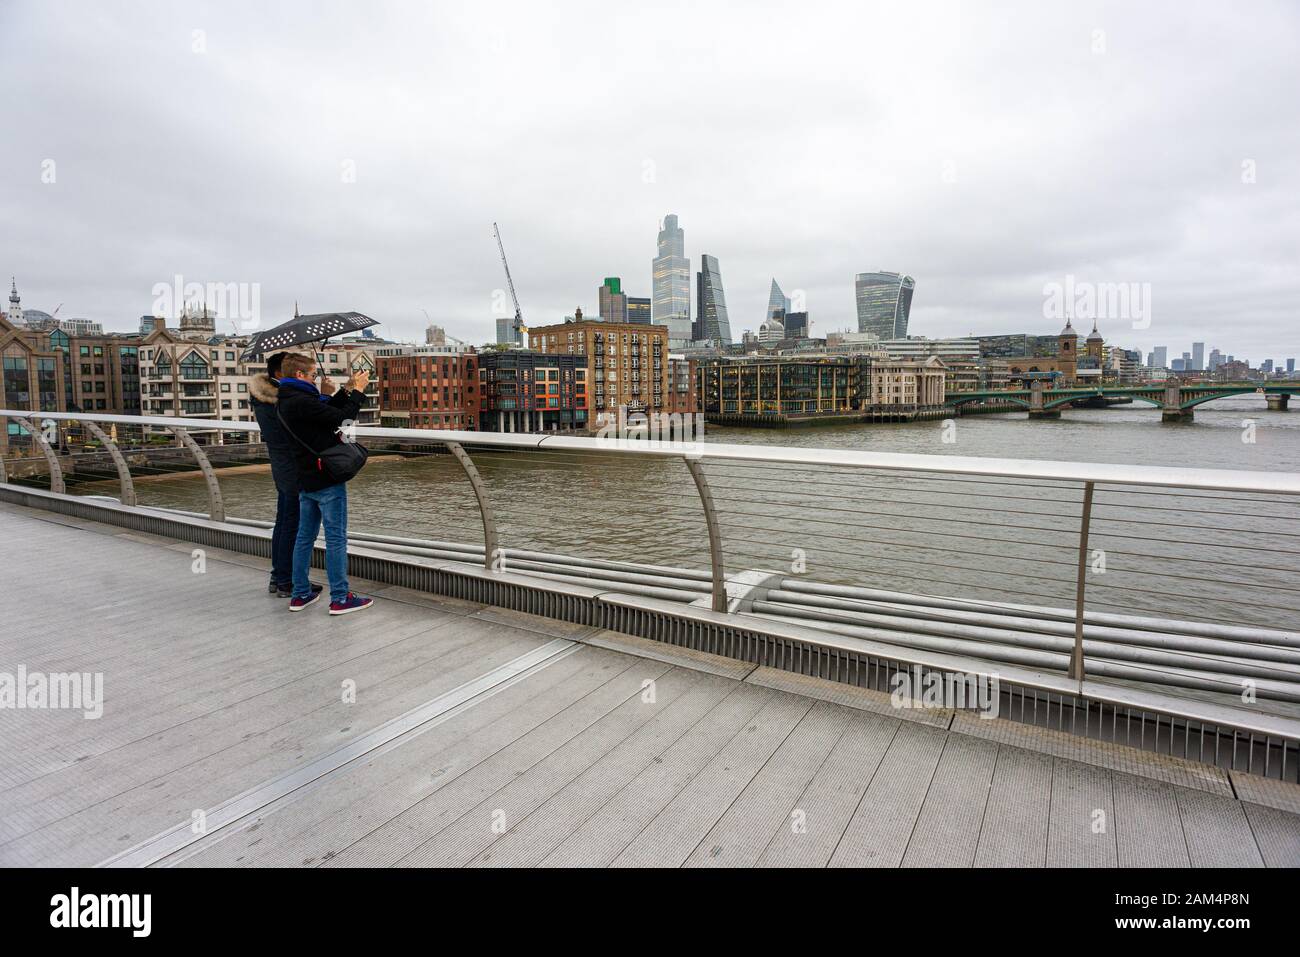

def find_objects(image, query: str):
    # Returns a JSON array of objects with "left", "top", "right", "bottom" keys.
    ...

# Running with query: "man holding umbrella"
[{"left": 276, "top": 352, "right": 375, "bottom": 615}]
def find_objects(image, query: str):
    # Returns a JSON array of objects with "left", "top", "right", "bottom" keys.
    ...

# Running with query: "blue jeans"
[
  {"left": 292, "top": 484, "right": 350, "bottom": 603},
  {"left": 270, "top": 485, "right": 300, "bottom": 587}
]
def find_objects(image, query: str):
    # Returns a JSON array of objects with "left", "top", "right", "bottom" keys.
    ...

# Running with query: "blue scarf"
[{"left": 280, "top": 376, "right": 330, "bottom": 403}]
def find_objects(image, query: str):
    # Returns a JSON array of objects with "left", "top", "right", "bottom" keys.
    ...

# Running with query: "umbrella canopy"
[{"left": 240, "top": 312, "right": 378, "bottom": 361}]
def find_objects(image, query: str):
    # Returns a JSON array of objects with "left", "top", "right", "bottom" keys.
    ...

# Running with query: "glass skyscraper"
[
  {"left": 855, "top": 271, "right": 915, "bottom": 339},
  {"left": 767, "top": 278, "right": 791, "bottom": 322},
  {"left": 696, "top": 254, "right": 732, "bottom": 344},
  {"left": 652, "top": 214, "right": 691, "bottom": 341}
]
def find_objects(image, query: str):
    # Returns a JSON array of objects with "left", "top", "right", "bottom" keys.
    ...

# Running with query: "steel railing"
[{"left": 2, "top": 408, "right": 1299, "bottom": 779}]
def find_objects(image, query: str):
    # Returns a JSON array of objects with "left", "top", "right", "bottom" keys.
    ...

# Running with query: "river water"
[{"left": 82, "top": 396, "right": 1300, "bottom": 632}]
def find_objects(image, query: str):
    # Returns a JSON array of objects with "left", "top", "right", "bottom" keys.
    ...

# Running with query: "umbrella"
[{"left": 240, "top": 312, "right": 378, "bottom": 362}]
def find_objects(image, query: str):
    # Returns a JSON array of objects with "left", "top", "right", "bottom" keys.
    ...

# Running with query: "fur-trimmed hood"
[{"left": 249, "top": 373, "right": 280, "bottom": 404}]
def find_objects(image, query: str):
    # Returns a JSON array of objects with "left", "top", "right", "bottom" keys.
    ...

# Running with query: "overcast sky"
[{"left": 2, "top": 0, "right": 1297, "bottom": 360}]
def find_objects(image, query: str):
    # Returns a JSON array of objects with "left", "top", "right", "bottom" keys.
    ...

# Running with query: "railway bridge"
[{"left": 948, "top": 380, "right": 1298, "bottom": 422}]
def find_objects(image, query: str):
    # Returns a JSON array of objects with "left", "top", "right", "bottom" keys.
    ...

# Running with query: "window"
[
  {"left": 180, "top": 353, "right": 210, "bottom": 380},
  {"left": 237, "top": 383, "right": 247, "bottom": 393},
  {"left": 220, "top": 383, "right": 230, "bottom": 393}
]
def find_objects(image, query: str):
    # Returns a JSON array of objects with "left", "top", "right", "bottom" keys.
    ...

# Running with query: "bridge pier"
[
  {"left": 1266, "top": 394, "right": 1290, "bottom": 411},
  {"left": 1026, "top": 380, "right": 1058, "bottom": 419},
  {"left": 1160, "top": 381, "right": 1192, "bottom": 423}
]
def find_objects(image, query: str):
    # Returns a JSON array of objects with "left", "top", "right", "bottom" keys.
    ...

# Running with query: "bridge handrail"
[{"left": 3, "top": 409, "right": 1298, "bottom": 495}]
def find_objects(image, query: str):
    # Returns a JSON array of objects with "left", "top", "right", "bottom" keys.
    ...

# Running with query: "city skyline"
[{"left": 3, "top": 3, "right": 1297, "bottom": 357}]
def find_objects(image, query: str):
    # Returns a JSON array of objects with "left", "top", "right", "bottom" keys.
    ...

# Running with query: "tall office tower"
[
  {"left": 652, "top": 214, "right": 691, "bottom": 341},
  {"left": 1261, "top": 359, "right": 1274, "bottom": 373},
  {"left": 767, "top": 278, "right": 791, "bottom": 323},
  {"left": 599, "top": 277, "right": 628, "bottom": 323},
  {"left": 1208, "top": 348, "right": 1222, "bottom": 372},
  {"left": 1288, "top": 358, "right": 1296, "bottom": 374},
  {"left": 626, "top": 297, "right": 651, "bottom": 324},
  {"left": 784, "top": 311, "right": 809, "bottom": 338},
  {"left": 696, "top": 254, "right": 732, "bottom": 344},
  {"left": 1152, "top": 346, "right": 1168, "bottom": 368},
  {"left": 855, "top": 271, "right": 915, "bottom": 339},
  {"left": 1191, "top": 342, "right": 1205, "bottom": 371},
  {"left": 495, "top": 315, "right": 521, "bottom": 346}
]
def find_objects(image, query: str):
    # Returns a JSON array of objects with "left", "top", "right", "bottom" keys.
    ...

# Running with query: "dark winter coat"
[
  {"left": 275, "top": 377, "right": 366, "bottom": 493},
  {"left": 249, "top": 373, "right": 299, "bottom": 494}
]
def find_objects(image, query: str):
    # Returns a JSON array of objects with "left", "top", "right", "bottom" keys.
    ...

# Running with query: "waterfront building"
[
  {"left": 652, "top": 214, "right": 691, "bottom": 342},
  {"left": 529, "top": 318, "right": 668, "bottom": 417},
  {"left": 696, "top": 355, "right": 861, "bottom": 417},
  {"left": 138, "top": 320, "right": 257, "bottom": 442},
  {"left": 378, "top": 346, "right": 477, "bottom": 430},
  {"left": 867, "top": 356, "right": 947, "bottom": 409},
  {"left": 696, "top": 255, "right": 732, "bottom": 344},
  {"left": 598, "top": 277, "right": 628, "bottom": 324},
  {"left": 0, "top": 307, "right": 62, "bottom": 457},
  {"left": 854, "top": 271, "right": 914, "bottom": 339},
  {"left": 666, "top": 355, "right": 697, "bottom": 416},
  {"left": 478, "top": 348, "right": 586, "bottom": 432}
]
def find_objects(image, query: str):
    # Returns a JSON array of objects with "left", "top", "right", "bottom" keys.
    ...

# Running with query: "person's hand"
[
  {"left": 318, "top": 372, "right": 337, "bottom": 396},
  {"left": 348, "top": 370, "right": 371, "bottom": 394}
]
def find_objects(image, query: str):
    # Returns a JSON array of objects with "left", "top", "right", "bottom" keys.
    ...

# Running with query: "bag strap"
[{"left": 276, "top": 404, "right": 323, "bottom": 457}]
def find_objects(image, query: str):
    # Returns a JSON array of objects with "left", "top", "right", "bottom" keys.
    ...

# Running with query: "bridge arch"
[
  {"left": 1180, "top": 387, "right": 1264, "bottom": 410},
  {"left": 948, "top": 393, "right": 1031, "bottom": 410}
]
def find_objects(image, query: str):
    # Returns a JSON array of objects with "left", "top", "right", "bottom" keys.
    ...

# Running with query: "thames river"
[{"left": 88, "top": 395, "right": 1300, "bottom": 632}]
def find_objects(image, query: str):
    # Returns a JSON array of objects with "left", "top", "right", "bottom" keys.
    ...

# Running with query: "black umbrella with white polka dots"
[{"left": 239, "top": 312, "right": 378, "bottom": 361}]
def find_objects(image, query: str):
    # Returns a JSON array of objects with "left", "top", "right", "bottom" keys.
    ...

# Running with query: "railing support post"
[
  {"left": 684, "top": 455, "right": 727, "bottom": 613},
  {"left": 169, "top": 427, "right": 224, "bottom": 522},
  {"left": 81, "top": 419, "right": 137, "bottom": 507},
  {"left": 23, "top": 416, "right": 66, "bottom": 494},
  {"left": 1070, "top": 480, "right": 1095, "bottom": 682},
  {"left": 447, "top": 441, "right": 500, "bottom": 571}
]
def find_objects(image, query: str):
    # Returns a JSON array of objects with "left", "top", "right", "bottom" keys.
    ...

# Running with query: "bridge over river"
[
  {"left": 950, "top": 381, "right": 1299, "bottom": 421},
  {"left": 2, "top": 409, "right": 1299, "bottom": 868}
]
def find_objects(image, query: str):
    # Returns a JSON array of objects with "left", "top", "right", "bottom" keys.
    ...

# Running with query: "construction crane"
[{"left": 492, "top": 221, "right": 526, "bottom": 343}]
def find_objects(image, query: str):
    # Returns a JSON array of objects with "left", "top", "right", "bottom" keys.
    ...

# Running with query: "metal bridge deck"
[{"left": 1, "top": 502, "right": 1297, "bottom": 868}]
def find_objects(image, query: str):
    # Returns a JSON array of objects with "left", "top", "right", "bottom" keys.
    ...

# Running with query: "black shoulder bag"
[{"left": 277, "top": 402, "right": 369, "bottom": 483}]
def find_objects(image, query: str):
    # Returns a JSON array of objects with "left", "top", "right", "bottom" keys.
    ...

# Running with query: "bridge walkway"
[{"left": 2, "top": 502, "right": 1297, "bottom": 868}]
